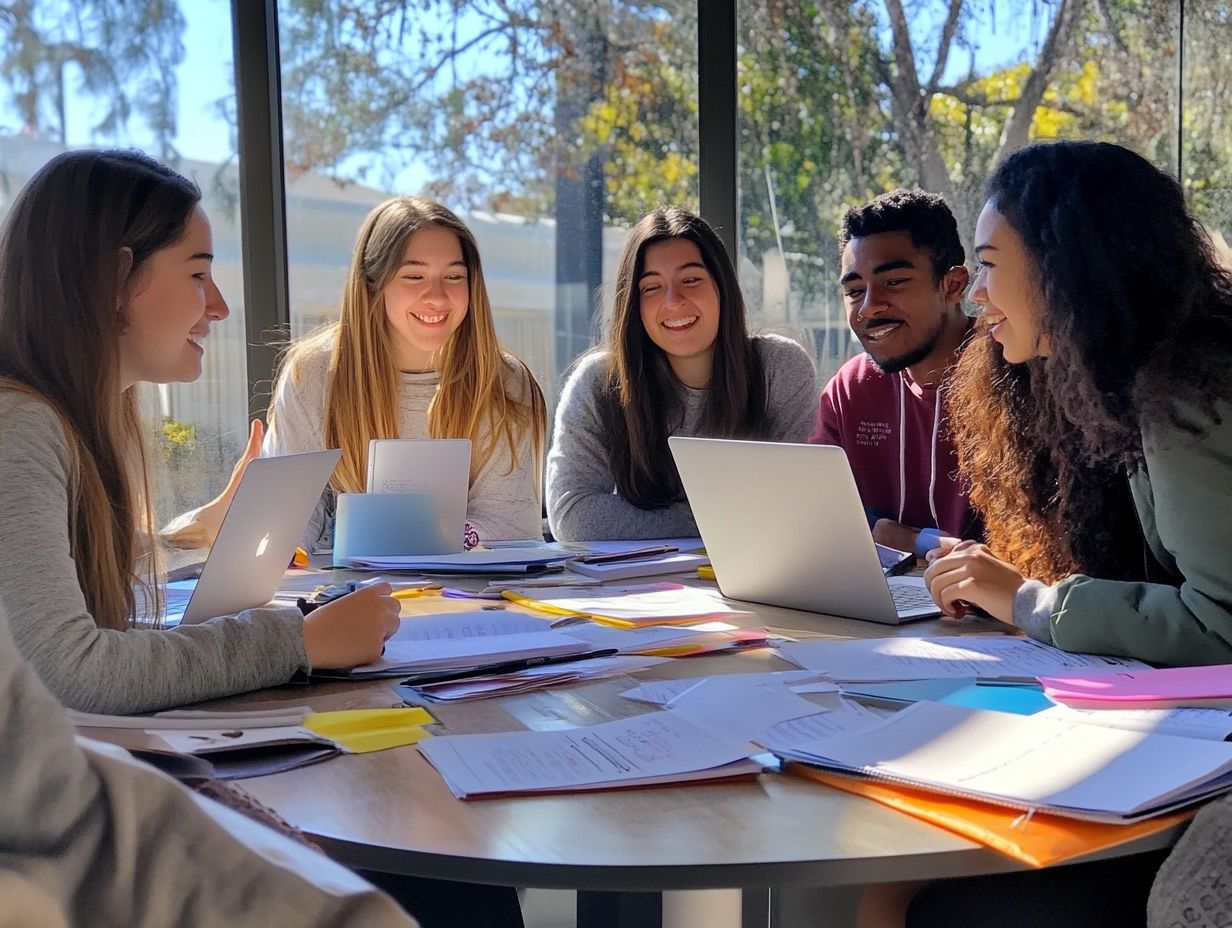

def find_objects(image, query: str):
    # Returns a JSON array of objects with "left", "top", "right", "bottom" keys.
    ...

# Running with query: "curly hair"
[
  {"left": 839, "top": 188, "right": 966, "bottom": 282},
  {"left": 985, "top": 141, "right": 1232, "bottom": 468},
  {"left": 948, "top": 333, "right": 1147, "bottom": 583}
]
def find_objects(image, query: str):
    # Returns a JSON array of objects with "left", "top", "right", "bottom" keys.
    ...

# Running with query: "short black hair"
[{"left": 838, "top": 188, "right": 965, "bottom": 280}]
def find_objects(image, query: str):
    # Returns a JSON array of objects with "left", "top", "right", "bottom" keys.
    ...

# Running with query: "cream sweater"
[{"left": 264, "top": 343, "right": 544, "bottom": 549}]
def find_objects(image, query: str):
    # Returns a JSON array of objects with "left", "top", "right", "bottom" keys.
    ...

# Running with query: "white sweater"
[{"left": 264, "top": 343, "right": 544, "bottom": 548}]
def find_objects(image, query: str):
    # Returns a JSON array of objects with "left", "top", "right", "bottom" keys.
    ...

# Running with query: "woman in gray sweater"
[
  {"left": 0, "top": 149, "right": 399, "bottom": 714},
  {"left": 546, "top": 207, "right": 818, "bottom": 541}
]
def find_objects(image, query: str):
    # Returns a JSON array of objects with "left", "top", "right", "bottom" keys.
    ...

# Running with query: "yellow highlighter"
[
  {"left": 391, "top": 586, "right": 443, "bottom": 600},
  {"left": 697, "top": 565, "right": 716, "bottom": 581}
]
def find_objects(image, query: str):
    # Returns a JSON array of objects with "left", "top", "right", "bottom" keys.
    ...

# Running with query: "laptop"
[
  {"left": 176, "top": 449, "right": 342, "bottom": 625},
  {"left": 668, "top": 437, "right": 941, "bottom": 624},
  {"left": 356, "top": 438, "right": 471, "bottom": 555}
]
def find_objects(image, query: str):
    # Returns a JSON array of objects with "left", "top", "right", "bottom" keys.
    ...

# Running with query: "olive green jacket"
[{"left": 1018, "top": 399, "right": 1232, "bottom": 666}]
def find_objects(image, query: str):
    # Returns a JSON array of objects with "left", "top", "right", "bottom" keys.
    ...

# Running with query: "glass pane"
[
  {"left": 0, "top": 0, "right": 248, "bottom": 526},
  {"left": 276, "top": 1, "right": 699, "bottom": 407},
  {"left": 1182, "top": 1, "right": 1232, "bottom": 261},
  {"left": 737, "top": 0, "right": 1181, "bottom": 385}
]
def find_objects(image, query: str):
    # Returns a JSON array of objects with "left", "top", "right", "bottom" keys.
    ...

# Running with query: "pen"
[
  {"left": 575, "top": 545, "right": 679, "bottom": 565},
  {"left": 975, "top": 676, "right": 1042, "bottom": 687},
  {"left": 400, "top": 648, "right": 620, "bottom": 687}
]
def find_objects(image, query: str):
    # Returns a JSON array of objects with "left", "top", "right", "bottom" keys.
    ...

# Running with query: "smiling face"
[
  {"left": 382, "top": 225, "right": 470, "bottom": 371},
  {"left": 839, "top": 230, "right": 969, "bottom": 377},
  {"left": 118, "top": 206, "right": 227, "bottom": 389},
  {"left": 637, "top": 237, "right": 722, "bottom": 387},
  {"left": 970, "top": 201, "right": 1050, "bottom": 363}
]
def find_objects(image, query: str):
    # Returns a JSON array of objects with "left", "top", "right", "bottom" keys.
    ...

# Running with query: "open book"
[{"left": 764, "top": 700, "right": 1232, "bottom": 823}]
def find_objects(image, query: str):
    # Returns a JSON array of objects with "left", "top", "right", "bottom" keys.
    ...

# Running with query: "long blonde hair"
[
  {"left": 0, "top": 150, "right": 197, "bottom": 630},
  {"left": 276, "top": 196, "right": 546, "bottom": 494}
]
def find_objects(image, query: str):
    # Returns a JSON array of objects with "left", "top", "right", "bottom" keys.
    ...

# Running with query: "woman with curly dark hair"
[{"left": 924, "top": 140, "right": 1232, "bottom": 668}]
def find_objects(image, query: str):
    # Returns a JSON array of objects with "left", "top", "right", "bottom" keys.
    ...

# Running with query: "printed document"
[
  {"left": 419, "top": 710, "right": 760, "bottom": 798},
  {"left": 775, "top": 636, "right": 1148, "bottom": 682}
]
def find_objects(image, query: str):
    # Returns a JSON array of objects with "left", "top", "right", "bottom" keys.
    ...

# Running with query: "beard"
[{"left": 865, "top": 316, "right": 947, "bottom": 374}]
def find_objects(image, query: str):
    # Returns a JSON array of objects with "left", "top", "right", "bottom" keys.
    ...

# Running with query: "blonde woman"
[
  {"left": 0, "top": 150, "right": 399, "bottom": 715},
  {"left": 265, "top": 197, "right": 547, "bottom": 550}
]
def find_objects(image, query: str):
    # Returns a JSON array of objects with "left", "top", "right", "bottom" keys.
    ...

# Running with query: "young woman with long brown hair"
[
  {"left": 264, "top": 196, "right": 547, "bottom": 549},
  {"left": 546, "top": 206, "right": 818, "bottom": 541},
  {"left": 0, "top": 149, "right": 398, "bottom": 715},
  {"left": 924, "top": 140, "right": 1232, "bottom": 669}
]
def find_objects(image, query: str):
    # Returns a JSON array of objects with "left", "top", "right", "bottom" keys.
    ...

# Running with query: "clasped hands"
[{"left": 923, "top": 539, "right": 1027, "bottom": 626}]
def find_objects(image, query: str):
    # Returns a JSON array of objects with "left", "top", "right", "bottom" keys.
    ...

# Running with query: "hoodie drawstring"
[{"left": 897, "top": 373, "right": 941, "bottom": 530}]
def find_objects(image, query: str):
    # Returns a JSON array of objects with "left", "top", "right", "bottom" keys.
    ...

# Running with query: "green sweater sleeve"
[{"left": 1049, "top": 399, "right": 1232, "bottom": 666}]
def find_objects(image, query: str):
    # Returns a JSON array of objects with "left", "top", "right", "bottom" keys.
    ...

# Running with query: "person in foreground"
[
  {"left": 264, "top": 196, "right": 547, "bottom": 550},
  {"left": 0, "top": 598, "right": 416, "bottom": 928},
  {"left": 546, "top": 206, "right": 818, "bottom": 541},
  {"left": 812, "top": 188, "right": 982, "bottom": 557},
  {"left": 924, "top": 140, "right": 1232, "bottom": 668},
  {"left": 0, "top": 149, "right": 399, "bottom": 714}
]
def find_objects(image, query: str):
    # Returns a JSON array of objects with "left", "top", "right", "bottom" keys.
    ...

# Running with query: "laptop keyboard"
[{"left": 889, "top": 582, "right": 937, "bottom": 611}]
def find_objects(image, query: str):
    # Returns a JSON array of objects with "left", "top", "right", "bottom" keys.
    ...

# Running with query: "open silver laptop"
[
  {"left": 668, "top": 437, "right": 941, "bottom": 624},
  {"left": 177, "top": 449, "right": 342, "bottom": 625}
]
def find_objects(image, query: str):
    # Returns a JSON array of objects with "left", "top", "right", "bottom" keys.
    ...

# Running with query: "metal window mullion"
[
  {"left": 697, "top": 0, "right": 739, "bottom": 263},
  {"left": 231, "top": 0, "right": 289, "bottom": 421}
]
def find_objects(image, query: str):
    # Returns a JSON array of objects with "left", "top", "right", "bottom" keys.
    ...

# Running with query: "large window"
[
  {"left": 276, "top": 1, "right": 700, "bottom": 406},
  {"left": 736, "top": 0, "right": 1185, "bottom": 385},
  {"left": 0, "top": 0, "right": 248, "bottom": 524}
]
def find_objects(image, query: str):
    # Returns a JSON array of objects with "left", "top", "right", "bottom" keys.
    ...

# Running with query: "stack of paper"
[
  {"left": 776, "top": 635, "right": 1148, "bottom": 682},
  {"left": 502, "top": 582, "right": 753, "bottom": 628},
  {"left": 561, "top": 621, "right": 776, "bottom": 656},
  {"left": 1039, "top": 665, "right": 1232, "bottom": 710},
  {"left": 567, "top": 552, "right": 710, "bottom": 581},
  {"left": 402, "top": 655, "right": 670, "bottom": 703},
  {"left": 765, "top": 700, "right": 1232, "bottom": 822},
  {"left": 419, "top": 710, "right": 762, "bottom": 798},
  {"left": 317, "top": 611, "right": 592, "bottom": 679}
]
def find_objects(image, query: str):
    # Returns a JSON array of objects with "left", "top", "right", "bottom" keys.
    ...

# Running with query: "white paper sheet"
[
  {"left": 150, "top": 725, "right": 334, "bottom": 754},
  {"left": 621, "top": 671, "right": 834, "bottom": 706},
  {"left": 418, "top": 710, "right": 757, "bottom": 797},
  {"left": 389, "top": 611, "right": 553, "bottom": 642},
  {"left": 756, "top": 699, "right": 891, "bottom": 751},
  {"left": 1035, "top": 704, "right": 1232, "bottom": 741},
  {"left": 668, "top": 677, "right": 834, "bottom": 742},
  {"left": 511, "top": 582, "right": 751, "bottom": 624},
  {"left": 360, "top": 630, "right": 587, "bottom": 674},
  {"left": 775, "top": 635, "right": 1148, "bottom": 682},
  {"left": 68, "top": 706, "right": 311, "bottom": 731}
]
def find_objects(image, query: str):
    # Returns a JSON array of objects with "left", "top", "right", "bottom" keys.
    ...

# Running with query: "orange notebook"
[{"left": 790, "top": 765, "right": 1194, "bottom": 868}]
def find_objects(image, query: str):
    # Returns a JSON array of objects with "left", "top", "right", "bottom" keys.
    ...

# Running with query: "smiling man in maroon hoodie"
[{"left": 810, "top": 188, "right": 983, "bottom": 557}]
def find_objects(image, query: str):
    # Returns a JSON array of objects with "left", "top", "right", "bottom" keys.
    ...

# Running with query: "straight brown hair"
[
  {"left": 597, "top": 206, "right": 768, "bottom": 509},
  {"left": 0, "top": 149, "right": 199, "bottom": 629}
]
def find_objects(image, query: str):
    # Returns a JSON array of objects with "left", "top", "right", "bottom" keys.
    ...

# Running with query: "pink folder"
[{"left": 1039, "top": 665, "right": 1232, "bottom": 710}]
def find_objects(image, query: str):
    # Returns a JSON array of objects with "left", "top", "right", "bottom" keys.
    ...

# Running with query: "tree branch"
[{"left": 925, "top": 0, "right": 964, "bottom": 96}]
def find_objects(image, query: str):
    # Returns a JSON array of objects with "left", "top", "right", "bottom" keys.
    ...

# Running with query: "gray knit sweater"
[
  {"left": 546, "top": 333, "right": 819, "bottom": 541},
  {"left": 1148, "top": 795, "right": 1232, "bottom": 928},
  {"left": 0, "top": 391, "right": 309, "bottom": 714}
]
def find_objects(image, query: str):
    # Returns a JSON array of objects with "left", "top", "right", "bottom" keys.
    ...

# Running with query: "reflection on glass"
[
  {"left": 737, "top": 0, "right": 1184, "bottom": 385},
  {"left": 276, "top": 1, "right": 699, "bottom": 406},
  {"left": 0, "top": 0, "right": 247, "bottom": 525}
]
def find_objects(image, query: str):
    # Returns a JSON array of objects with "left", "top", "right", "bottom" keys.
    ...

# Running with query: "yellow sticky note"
[{"left": 304, "top": 707, "right": 435, "bottom": 754}]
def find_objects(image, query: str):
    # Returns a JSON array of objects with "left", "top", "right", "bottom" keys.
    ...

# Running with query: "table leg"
[{"left": 661, "top": 889, "right": 743, "bottom": 928}]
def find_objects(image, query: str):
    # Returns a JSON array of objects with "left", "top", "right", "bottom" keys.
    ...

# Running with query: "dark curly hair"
[
  {"left": 839, "top": 188, "right": 966, "bottom": 283},
  {"left": 986, "top": 141, "right": 1232, "bottom": 468},
  {"left": 948, "top": 140, "right": 1232, "bottom": 580}
]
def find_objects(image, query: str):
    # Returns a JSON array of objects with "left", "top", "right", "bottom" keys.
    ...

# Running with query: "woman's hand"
[
  {"left": 162, "top": 420, "right": 264, "bottom": 550},
  {"left": 923, "top": 541, "right": 1027, "bottom": 624},
  {"left": 301, "top": 583, "right": 401, "bottom": 669},
  {"left": 924, "top": 536, "right": 962, "bottom": 562}
]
